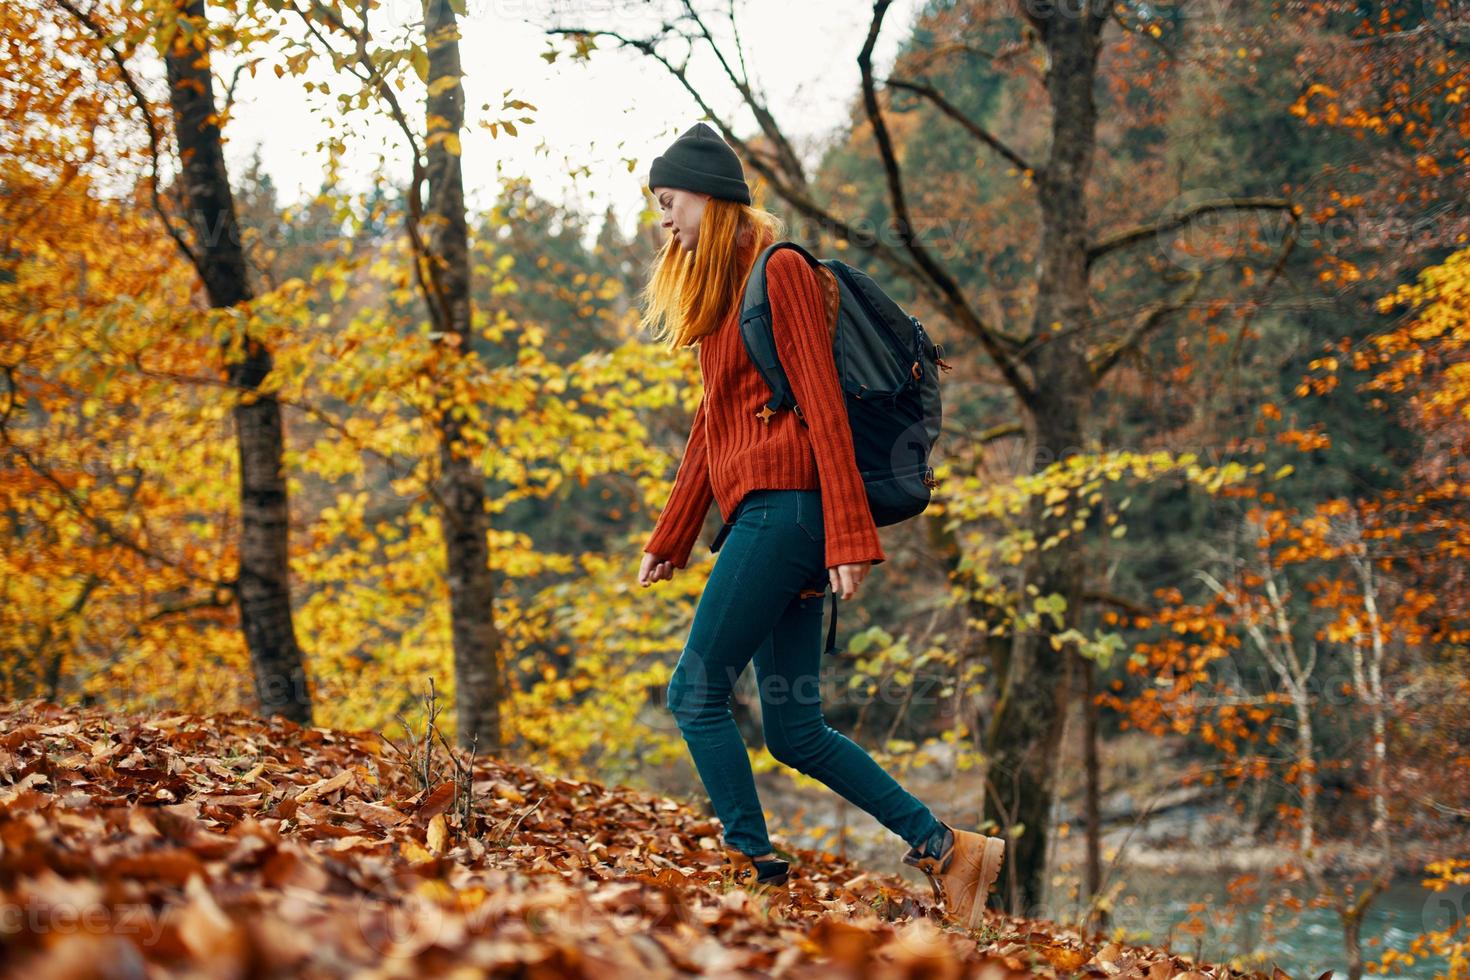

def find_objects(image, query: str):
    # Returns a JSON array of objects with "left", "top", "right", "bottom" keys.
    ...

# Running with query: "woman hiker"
[{"left": 634, "top": 121, "right": 1004, "bottom": 928}]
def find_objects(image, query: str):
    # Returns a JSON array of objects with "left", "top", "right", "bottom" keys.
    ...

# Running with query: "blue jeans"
[{"left": 665, "top": 488, "right": 944, "bottom": 858}]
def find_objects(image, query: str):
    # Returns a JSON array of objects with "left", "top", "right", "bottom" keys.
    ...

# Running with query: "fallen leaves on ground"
[{"left": 0, "top": 699, "right": 1300, "bottom": 978}]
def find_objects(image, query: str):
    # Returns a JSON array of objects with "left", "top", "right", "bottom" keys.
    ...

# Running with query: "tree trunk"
[
  {"left": 423, "top": 0, "right": 505, "bottom": 753},
  {"left": 981, "top": 3, "right": 1104, "bottom": 915},
  {"left": 1082, "top": 649, "right": 1106, "bottom": 933},
  {"left": 1342, "top": 905, "right": 1364, "bottom": 980},
  {"left": 1294, "top": 690, "right": 1315, "bottom": 856},
  {"left": 1342, "top": 529, "right": 1392, "bottom": 980},
  {"left": 164, "top": 0, "right": 311, "bottom": 724}
]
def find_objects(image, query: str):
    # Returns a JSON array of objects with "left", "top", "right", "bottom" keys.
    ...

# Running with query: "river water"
[{"left": 1043, "top": 869, "right": 1452, "bottom": 978}]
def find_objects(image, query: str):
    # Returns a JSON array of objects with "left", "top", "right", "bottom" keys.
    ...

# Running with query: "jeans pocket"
[{"left": 795, "top": 491, "right": 825, "bottom": 545}]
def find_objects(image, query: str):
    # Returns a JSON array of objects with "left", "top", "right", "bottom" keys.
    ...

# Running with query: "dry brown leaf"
[
  {"left": 427, "top": 813, "right": 449, "bottom": 855},
  {"left": 108, "top": 848, "right": 208, "bottom": 885},
  {"left": 295, "top": 768, "right": 353, "bottom": 802},
  {"left": 344, "top": 799, "right": 408, "bottom": 827},
  {"left": 416, "top": 781, "right": 456, "bottom": 822}
]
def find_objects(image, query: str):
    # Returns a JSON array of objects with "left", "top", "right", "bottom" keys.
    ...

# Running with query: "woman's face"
[{"left": 652, "top": 186, "right": 709, "bottom": 253}]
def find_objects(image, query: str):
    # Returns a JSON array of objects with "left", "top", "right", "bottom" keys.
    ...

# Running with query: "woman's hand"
[
  {"left": 640, "top": 551, "right": 677, "bottom": 587},
  {"left": 829, "top": 561, "right": 872, "bottom": 601}
]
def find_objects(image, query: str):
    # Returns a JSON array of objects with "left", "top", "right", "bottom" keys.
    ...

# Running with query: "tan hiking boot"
[{"left": 900, "top": 823, "right": 1004, "bottom": 928}]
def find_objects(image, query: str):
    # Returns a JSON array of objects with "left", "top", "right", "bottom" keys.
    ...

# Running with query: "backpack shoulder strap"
[
  {"left": 747, "top": 241, "right": 836, "bottom": 337},
  {"left": 740, "top": 240, "right": 822, "bottom": 314},
  {"left": 738, "top": 240, "right": 824, "bottom": 425}
]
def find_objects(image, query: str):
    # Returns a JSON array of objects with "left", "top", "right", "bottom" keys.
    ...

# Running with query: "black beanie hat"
[{"left": 648, "top": 122, "right": 751, "bottom": 206}]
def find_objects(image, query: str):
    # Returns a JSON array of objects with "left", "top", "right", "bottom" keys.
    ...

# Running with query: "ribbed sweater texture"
[{"left": 643, "top": 247, "right": 886, "bottom": 570}]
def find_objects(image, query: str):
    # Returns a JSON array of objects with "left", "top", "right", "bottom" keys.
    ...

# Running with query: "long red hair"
[{"left": 638, "top": 194, "right": 786, "bottom": 350}]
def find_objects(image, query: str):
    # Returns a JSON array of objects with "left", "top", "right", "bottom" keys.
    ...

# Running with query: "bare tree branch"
[
  {"left": 218, "top": 59, "right": 249, "bottom": 113},
  {"left": 1088, "top": 197, "right": 1298, "bottom": 268},
  {"left": 885, "top": 76, "right": 1038, "bottom": 178},
  {"left": 898, "top": 39, "right": 1039, "bottom": 81},
  {"left": 1231, "top": 212, "right": 1302, "bottom": 366},
  {"left": 1088, "top": 268, "right": 1204, "bottom": 383},
  {"left": 857, "top": 0, "right": 1036, "bottom": 405},
  {"left": 678, "top": 1, "right": 805, "bottom": 187}
]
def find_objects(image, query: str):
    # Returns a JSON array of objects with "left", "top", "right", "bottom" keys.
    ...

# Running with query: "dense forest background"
[{"left": 3, "top": 0, "right": 1468, "bottom": 975}]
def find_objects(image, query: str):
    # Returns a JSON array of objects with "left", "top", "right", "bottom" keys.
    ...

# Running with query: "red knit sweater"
[{"left": 643, "top": 247, "right": 886, "bottom": 570}]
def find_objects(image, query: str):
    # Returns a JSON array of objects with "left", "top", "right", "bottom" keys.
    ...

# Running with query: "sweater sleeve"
[
  {"left": 766, "top": 248, "right": 886, "bottom": 568},
  {"left": 644, "top": 392, "right": 715, "bottom": 569}
]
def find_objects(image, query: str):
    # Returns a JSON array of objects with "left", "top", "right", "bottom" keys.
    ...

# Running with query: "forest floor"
[{"left": 0, "top": 699, "right": 1320, "bottom": 979}]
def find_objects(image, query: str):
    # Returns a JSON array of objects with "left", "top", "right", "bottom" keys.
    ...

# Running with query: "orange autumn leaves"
[{"left": 0, "top": 699, "right": 1285, "bottom": 979}]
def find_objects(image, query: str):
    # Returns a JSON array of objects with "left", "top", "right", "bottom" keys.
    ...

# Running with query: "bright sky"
[{"left": 218, "top": 0, "right": 924, "bottom": 246}]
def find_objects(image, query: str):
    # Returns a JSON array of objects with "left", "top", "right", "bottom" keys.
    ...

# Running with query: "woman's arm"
[
  {"left": 644, "top": 392, "right": 715, "bottom": 569},
  {"left": 767, "top": 248, "right": 886, "bottom": 568}
]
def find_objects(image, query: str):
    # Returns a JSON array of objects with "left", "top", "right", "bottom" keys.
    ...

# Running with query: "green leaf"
[{"left": 1033, "top": 592, "right": 1067, "bottom": 630}]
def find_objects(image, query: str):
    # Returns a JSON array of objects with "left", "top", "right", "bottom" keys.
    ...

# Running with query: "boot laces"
[{"left": 902, "top": 825, "right": 954, "bottom": 910}]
